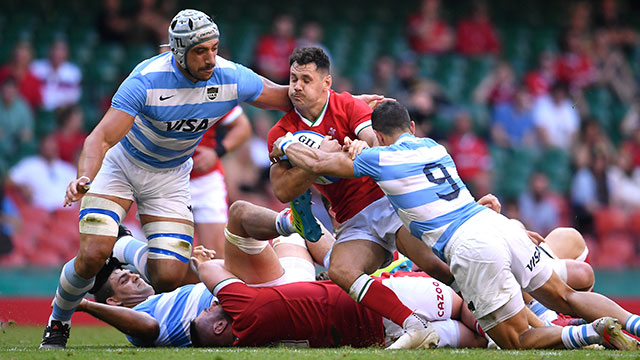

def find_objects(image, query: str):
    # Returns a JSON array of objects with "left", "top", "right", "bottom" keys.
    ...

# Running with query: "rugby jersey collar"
[
  {"left": 294, "top": 90, "right": 330, "bottom": 127},
  {"left": 394, "top": 132, "right": 416, "bottom": 145}
]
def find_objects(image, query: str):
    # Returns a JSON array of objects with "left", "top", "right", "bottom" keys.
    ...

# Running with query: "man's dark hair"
[
  {"left": 190, "top": 320, "right": 202, "bottom": 347},
  {"left": 289, "top": 47, "right": 330, "bottom": 73},
  {"left": 371, "top": 101, "right": 411, "bottom": 135},
  {"left": 88, "top": 257, "right": 122, "bottom": 303}
]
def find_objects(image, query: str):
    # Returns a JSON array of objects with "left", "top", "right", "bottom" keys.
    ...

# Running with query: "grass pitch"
[{"left": 1, "top": 326, "right": 640, "bottom": 359}]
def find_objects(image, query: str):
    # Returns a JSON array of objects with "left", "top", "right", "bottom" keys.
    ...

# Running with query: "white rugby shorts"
[
  {"left": 444, "top": 209, "right": 553, "bottom": 330},
  {"left": 190, "top": 170, "right": 228, "bottom": 224},
  {"left": 334, "top": 196, "right": 402, "bottom": 267},
  {"left": 88, "top": 145, "right": 194, "bottom": 222}
]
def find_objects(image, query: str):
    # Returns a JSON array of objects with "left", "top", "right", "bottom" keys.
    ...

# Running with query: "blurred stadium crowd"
[{"left": 1, "top": 0, "right": 640, "bottom": 269}]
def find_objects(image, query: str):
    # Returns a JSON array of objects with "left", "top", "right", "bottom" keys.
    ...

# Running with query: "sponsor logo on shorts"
[
  {"left": 433, "top": 281, "right": 446, "bottom": 317},
  {"left": 187, "top": 205, "right": 193, "bottom": 213},
  {"left": 526, "top": 247, "right": 541, "bottom": 272},
  {"left": 467, "top": 301, "right": 475, "bottom": 312}
]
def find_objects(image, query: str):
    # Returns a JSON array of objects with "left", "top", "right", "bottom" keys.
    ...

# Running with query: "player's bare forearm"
[
  {"left": 196, "top": 259, "right": 235, "bottom": 292},
  {"left": 269, "top": 162, "right": 317, "bottom": 203},
  {"left": 79, "top": 300, "right": 159, "bottom": 342},
  {"left": 221, "top": 112, "right": 252, "bottom": 152},
  {"left": 249, "top": 78, "right": 292, "bottom": 112},
  {"left": 285, "top": 143, "right": 356, "bottom": 178}
]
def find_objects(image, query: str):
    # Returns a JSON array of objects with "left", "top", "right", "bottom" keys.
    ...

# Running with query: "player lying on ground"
[
  {"left": 79, "top": 202, "right": 485, "bottom": 348},
  {"left": 271, "top": 100, "right": 640, "bottom": 350}
]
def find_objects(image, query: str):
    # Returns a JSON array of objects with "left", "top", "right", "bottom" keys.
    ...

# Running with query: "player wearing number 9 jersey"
[{"left": 275, "top": 100, "right": 640, "bottom": 351}]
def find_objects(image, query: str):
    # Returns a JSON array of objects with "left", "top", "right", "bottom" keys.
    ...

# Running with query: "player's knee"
[
  {"left": 76, "top": 247, "right": 112, "bottom": 276},
  {"left": 227, "top": 200, "right": 252, "bottom": 230},
  {"left": 568, "top": 261, "right": 594, "bottom": 291},
  {"left": 328, "top": 262, "right": 358, "bottom": 290},
  {"left": 148, "top": 265, "right": 186, "bottom": 292}
]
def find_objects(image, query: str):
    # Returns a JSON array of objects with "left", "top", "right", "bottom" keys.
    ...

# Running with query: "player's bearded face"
[
  {"left": 186, "top": 39, "right": 219, "bottom": 81},
  {"left": 288, "top": 62, "right": 330, "bottom": 110}
]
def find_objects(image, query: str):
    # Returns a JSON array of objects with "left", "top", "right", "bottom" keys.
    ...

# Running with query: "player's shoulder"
[
  {"left": 128, "top": 52, "right": 174, "bottom": 81},
  {"left": 213, "top": 55, "right": 239, "bottom": 71}
]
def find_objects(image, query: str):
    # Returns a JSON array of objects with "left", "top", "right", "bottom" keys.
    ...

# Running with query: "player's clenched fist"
[{"left": 64, "top": 176, "right": 91, "bottom": 207}]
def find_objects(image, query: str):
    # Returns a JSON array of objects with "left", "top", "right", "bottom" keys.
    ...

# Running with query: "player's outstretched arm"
[
  {"left": 248, "top": 77, "right": 292, "bottom": 112},
  {"left": 65, "top": 108, "right": 135, "bottom": 206},
  {"left": 77, "top": 298, "right": 159, "bottom": 342},
  {"left": 192, "top": 257, "right": 236, "bottom": 292},
  {"left": 273, "top": 141, "right": 357, "bottom": 179}
]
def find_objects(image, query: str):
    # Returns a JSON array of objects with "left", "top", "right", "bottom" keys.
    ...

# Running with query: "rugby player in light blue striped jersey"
[
  {"left": 272, "top": 100, "right": 640, "bottom": 351},
  {"left": 40, "top": 8, "right": 302, "bottom": 350}
]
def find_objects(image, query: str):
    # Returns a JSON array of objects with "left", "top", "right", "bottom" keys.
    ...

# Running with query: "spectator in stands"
[
  {"left": 592, "top": 30, "right": 636, "bottom": 104},
  {"left": 52, "top": 105, "right": 87, "bottom": 165},
  {"left": 524, "top": 51, "right": 556, "bottom": 99},
  {"left": 130, "top": 0, "right": 172, "bottom": 45},
  {"left": 407, "top": 0, "right": 453, "bottom": 54},
  {"left": 472, "top": 60, "right": 516, "bottom": 107},
  {"left": 491, "top": 86, "right": 537, "bottom": 149},
  {"left": 97, "top": 0, "right": 133, "bottom": 44},
  {"left": 621, "top": 128, "right": 640, "bottom": 168},
  {"left": 296, "top": 21, "right": 331, "bottom": 62},
  {"left": 5, "top": 134, "right": 76, "bottom": 213},
  {"left": 518, "top": 172, "right": 561, "bottom": 236},
  {"left": 254, "top": 14, "right": 297, "bottom": 84},
  {"left": 447, "top": 110, "right": 491, "bottom": 197},
  {"left": 554, "top": 30, "right": 596, "bottom": 91},
  {"left": 532, "top": 82, "right": 580, "bottom": 151},
  {"left": 608, "top": 148, "right": 640, "bottom": 212},
  {"left": 406, "top": 81, "right": 440, "bottom": 140},
  {"left": 454, "top": 1, "right": 500, "bottom": 56},
  {"left": 572, "top": 119, "right": 615, "bottom": 170},
  {"left": 0, "top": 76, "right": 35, "bottom": 174},
  {"left": 30, "top": 38, "right": 82, "bottom": 111},
  {"left": 571, "top": 149, "right": 610, "bottom": 236},
  {"left": 567, "top": 1, "right": 592, "bottom": 39},
  {"left": 594, "top": 0, "right": 637, "bottom": 56},
  {"left": 356, "top": 55, "right": 400, "bottom": 97},
  {"left": 621, "top": 95, "right": 640, "bottom": 138},
  {"left": 0, "top": 40, "right": 42, "bottom": 110},
  {"left": 0, "top": 183, "right": 19, "bottom": 259}
]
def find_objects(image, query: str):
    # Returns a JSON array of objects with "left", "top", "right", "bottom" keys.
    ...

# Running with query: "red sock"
[
  {"left": 474, "top": 320, "right": 486, "bottom": 337},
  {"left": 358, "top": 279, "right": 413, "bottom": 326}
]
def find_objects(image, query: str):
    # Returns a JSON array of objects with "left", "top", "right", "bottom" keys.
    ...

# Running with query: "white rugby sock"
[
  {"left": 561, "top": 324, "right": 599, "bottom": 349},
  {"left": 275, "top": 208, "right": 296, "bottom": 236},
  {"left": 113, "top": 235, "right": 150, "bottom": 283}
]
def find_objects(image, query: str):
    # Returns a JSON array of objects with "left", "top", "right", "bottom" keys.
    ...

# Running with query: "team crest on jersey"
[{"left": 207, "top": 86, "right": 219, "bottom": 100}]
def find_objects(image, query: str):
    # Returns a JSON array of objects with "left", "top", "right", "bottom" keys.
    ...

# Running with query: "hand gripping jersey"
[
  {"left": 111, "top": 52, "right": 263, "bottom": 170},
  {"left": 267, "top": 90, "right": 384, "bottom": 223},
  {"left": 352, "top": 134, "right": 487, "bottom": 261},
  {"left": 127, "top": 283, "right": 216, "bottom": 347},
  {"left": 213, "top": 279, "right": 385, "bottom": 347}
]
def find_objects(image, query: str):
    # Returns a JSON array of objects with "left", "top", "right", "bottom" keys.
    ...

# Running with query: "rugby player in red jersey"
[{"left": 267, "top": 47, "right": 451, "bottom": 349}]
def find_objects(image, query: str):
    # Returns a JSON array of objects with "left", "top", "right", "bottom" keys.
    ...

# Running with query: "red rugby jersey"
[
  {"left": 267, "top": 90, "right": 384, "bottom": 223},
  {"left": 215, "top": 280, "right": 385, "bottom": 348},
  {"left": 190, "top": 106, "right": 243, "bottom": 179}
]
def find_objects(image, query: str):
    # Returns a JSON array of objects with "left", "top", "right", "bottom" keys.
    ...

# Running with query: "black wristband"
[{"left": 214, "top": 143, "right": 227, "bottom": 158}]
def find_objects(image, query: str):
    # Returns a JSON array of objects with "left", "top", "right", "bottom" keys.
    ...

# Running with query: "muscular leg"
[
  {"left": 544, "top": 227, "right": 587, "bottom": 261},
  {"left": 142, "top": 214, "right": 194, "bottom": 293},
  {"left": 195, "top": 222, "right": 226, "bottom": 258},
  {"left": 486, "top": 308, "right": 565, "bottom": 349},
  {"left": 50, "top": 195, "right": 132, "bottom": 325}
]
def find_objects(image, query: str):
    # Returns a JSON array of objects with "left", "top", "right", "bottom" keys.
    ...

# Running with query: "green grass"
[{"left": 1, "top": 326, "right": 640, "bottom": 359}]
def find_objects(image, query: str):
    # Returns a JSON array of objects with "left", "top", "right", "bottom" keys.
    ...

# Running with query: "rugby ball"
[{"left": 291, "top": 131, "right": 340, "bottom": 185}]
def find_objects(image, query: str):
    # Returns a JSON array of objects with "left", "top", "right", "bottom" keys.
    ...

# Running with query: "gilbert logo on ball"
[{"left": 292, "top": 131, "right": 340, "bottom": 185}]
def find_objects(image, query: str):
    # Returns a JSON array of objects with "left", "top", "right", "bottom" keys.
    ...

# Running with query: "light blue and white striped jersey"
[
  {"left": 353, "top": 133, "right": 486, "bottom": 261},
  {"left": 127, "top": 283, "right": 216, "bottom": 347},
  {"left": 111, "top": 51, "right": 263, "bottom": 170}
]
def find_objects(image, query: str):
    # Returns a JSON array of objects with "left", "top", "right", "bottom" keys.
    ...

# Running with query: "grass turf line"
[{"left": 1, "top": 326, "right": 640, "bottom": 359}]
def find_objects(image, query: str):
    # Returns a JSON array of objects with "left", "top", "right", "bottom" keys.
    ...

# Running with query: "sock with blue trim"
[
  {"left": 527, "top": 298, "right": 558, "bottom": 323},
  {"left": 624, "top": 315, "right": 640, "bottom": 337},
  {"left": 275, "top": 208, "right": 296, "bottom": 237},
  {"left": 561, "top": 324, "right": 600, "bottom": 349},
  {"left": 49, "top": 258, "right": 95, "bottom": 326},
  {"left": 113, "top": 234, "right": 150, "bottom": 283}
]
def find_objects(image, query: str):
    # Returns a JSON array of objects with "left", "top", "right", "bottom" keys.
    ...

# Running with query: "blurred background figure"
[
  {"left": 473, "top": 61, "right": 516, "bottom": 108},
  {"left": 30, "top": 38, "right": 82, "bottom": 111},
  {"left": 455, "top": 0, "right": 500, "bottom": 56},
  {"left": 407, "top": 0, "right": 453, "bottom": 54},
  {"left": 97, "top": 0, "right": 132, "bottom": 44},
  {"left": 491, "top": 85, "right": 536, "bottom": 149},
  {"left": 0, "top": 41, "right": 42, "bottom": 110},
  {"left": 0, "top": 76, "right": 35, "bottom": 175},
  {"left": 518, "top": 172, "right": 563, "bottom": 236},
  {"left": 254, "top": 14, "right": 296, "bottom": 84},
  {"left": 52, "top": 105, "right": 87, "bottom": 165},
  {"left": 533, "top": 82, "right": 580, "bottom": 151}
]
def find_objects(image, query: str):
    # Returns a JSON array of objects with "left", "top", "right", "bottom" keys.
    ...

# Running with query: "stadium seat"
[
  {"left": 594, "top": 207, "right": 629, "bottom": 237},
  {"left": 593, "top": 234, "right": 634, "bottom": 269},
  {"left": 628, "top": 212, "right": 640, "bottom": 235}
]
